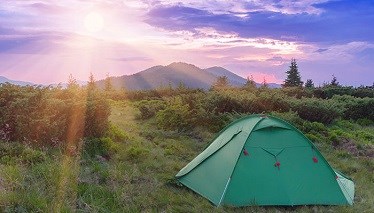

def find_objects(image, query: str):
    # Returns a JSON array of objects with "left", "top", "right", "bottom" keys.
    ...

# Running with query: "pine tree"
[
  {"left": 244, "top": 75, "right": 256, "bottom": 89},
  {"left": 260, "top": 77, "right": 268, "bottom": 89},
  {"left": 177, "top": 81, "right": 187, "bottom": 91},
  {"left": 305, "top": 79, "right": 314, "bottom": 88},
  {"left": 67, "top": 74, "right": 79, "bottom": 90},
  {"left": 104, "top": 73, "right": 113, "bottom": 92},
  {"left": 211, "top": 76, "right": 230, "bottom": 90},
  {"left": 87, "top": 72, "right": 96, "bottom": 91},
  {"left": 283, "top": 59, "right": 303, "bottom": 87},
  {"left": 330, "top": 74, "right": 339, "bottom": 87}
]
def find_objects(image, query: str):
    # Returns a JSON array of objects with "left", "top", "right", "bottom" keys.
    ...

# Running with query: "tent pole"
[{"left": 218, "top": 177, "right": 231, "bottom": 207}]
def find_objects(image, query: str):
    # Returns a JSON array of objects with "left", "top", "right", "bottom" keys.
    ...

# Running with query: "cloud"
[
  {"left": 143, "top": 0, "right": 330, "bottom": 15},
  {"left": 108, "top": 56, "right": 153, "bottom": 62},
  {"left": 315, "top": 48, "right": 328, "bottom": 53},
  {"left": 26, "top": 2, "right": 66, "bottom": 14},
  {"left": 145, "top": 1, "right": 374, "bottom": 43}
]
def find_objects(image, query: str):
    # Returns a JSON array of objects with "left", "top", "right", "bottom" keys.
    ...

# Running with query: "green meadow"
[{"left": 0, "top": 83, "right": 373, "bottom": 212}]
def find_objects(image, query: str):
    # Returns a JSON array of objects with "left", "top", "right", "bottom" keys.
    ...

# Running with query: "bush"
[
  {"left": 0, "top": 83, "right": 111, "bottom": 147},
  {"left": 270, "top": 111, "right": 304, "bottom": 129},
  {"left": 156, "top": 97, "right": 191, "bottom": 131},
  {"left": 83, "top": 137, "right": 115, "bottom": 158},
  {"left": 357, "top": 118, "right": 374, "bottom": 126},
  {"left": 126, "top": 144, "right": 149, "bottom": 161},
  {"left": 344, "top": 98, "right": 374, "bottom": 120},
  {"left": 135, "top": 100, "right": 165, "bottom": 119},
  {"left": 290, "top": 98, "right": 343, "bottom": 124},
  {"left": 0, "top": 141, "right": 46, "bottom": 165},
  {"left": 84, "top": 91, "right": 111, "bottom": 138},
  {"left": 302, "top": 121, "right": 327, "bottom": 134},
  {"left": 21, "top": 148, "right": 46, "bottom": 165},
  {"left": 203, "top": 92, "right": 243, "bottom": 114},
  {"left": 106, "top": 124, "right": 128, "bottom": 142}
]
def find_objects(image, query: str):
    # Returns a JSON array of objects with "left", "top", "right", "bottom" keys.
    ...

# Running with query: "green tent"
[{"left": 176, "top": 115, "right": 354, "bottom": 206}]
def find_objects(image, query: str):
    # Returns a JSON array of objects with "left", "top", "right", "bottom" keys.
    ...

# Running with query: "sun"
[{"left": 84, "top": 12, "right": 104, "bottom": 33}]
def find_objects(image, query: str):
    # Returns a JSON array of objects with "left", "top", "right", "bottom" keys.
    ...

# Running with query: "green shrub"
[
  {"left": 21, "top": 148, "right": 46, "bottom": 165},
  {"left": 290, "top": 98, "right": 343, "bottom": 124},
  {"left": 329, "top": 132, "right": 339, "bottom": 144},
  {"left": 106, "top": 124, "right": 128, "bottom": 142},
  {"left": 356, "top": 118, "right": 374, "bottom": 126},
  {"left": 135, "top": 99, "right": 166, "bottom": 119},
  {"left": 0, "top": 142, "right": 46, "bottom": 165},
  {"left": 126, "top": 144, "right": 149, "bottom": 161},
  {"left": 156, "top": 97, "right": 191, "bottom": 131},
  {"left": 84, "top": 92, "right": 111, "bottom": 138},
  {"left": 0, "top": 84, "right": 111, "bottom": 147},
  {"left": 302, "top": 121, "right": 327, "bottom": 133},
  {"left": 203, "top": 92, "right": 243, "bottom": 114},
  {"left": 270, "top": 111, "right": 304, "bottom": 129},
  {"left": 344, "top": 98, "right": 374, "bottom": 120},
  {"left": 83, "top": 137, "right": 115, "bottom": 158},
  {"left": 305, "top": 133, "right": 320, "bottom": 143}
]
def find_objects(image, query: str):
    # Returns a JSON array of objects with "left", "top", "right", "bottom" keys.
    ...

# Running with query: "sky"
[{"left": 0, "top": 0, "right": 373, "bottom": 86}]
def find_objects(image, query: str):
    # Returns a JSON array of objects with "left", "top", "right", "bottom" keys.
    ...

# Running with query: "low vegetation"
[{"left": 0, "top": 79, "right": 373, "bottom": 212}]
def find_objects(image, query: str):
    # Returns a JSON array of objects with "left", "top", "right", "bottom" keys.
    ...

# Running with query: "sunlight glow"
[{"left": 84, "top": 12, "right": 104, "bottom": 33}]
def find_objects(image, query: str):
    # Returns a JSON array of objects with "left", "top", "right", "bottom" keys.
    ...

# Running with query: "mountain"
[
  {"left": 98, "top": 62, "right": 254, "bottom": 90},
  {"left": 267, "top": 83, "right": 282, "bottom": 89},
  {"left": 1, "top": 63, "right": 281, "bottom": 89},
  {"left": 0, "top": 76, "right": 35, "bottom": 86},
  {"left": 204, "top": 67, "right": 281, "bottom": 88},
  {"left": 98, "top": 62, "right": 218, "bottom": 90},
  {"left": 49, "top": 80, "right": 87, "bottom": 88},
  {"left": 204, "top": 66, "right": 247, "bottom": 86}
]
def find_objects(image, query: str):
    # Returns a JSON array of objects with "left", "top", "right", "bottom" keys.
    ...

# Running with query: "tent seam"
[{"left": 217, "top": 117, "right": 265, "bottom": 206}]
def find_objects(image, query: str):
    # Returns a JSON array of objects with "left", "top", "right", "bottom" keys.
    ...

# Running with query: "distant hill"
[
  {"left": 97, "top": 62, "right": 279, "bottom": 90},
  {"left": 98, "top": 62, "right": 219, "bottom": 90},
  {"left": 204, "top": 66, "right": 247, "bottom": 86},
  {"left": 204, "top": 67, "right": 281, "bottom": 88},
  {"left": 49, "top": 80, "right": 87, "bottom": 88},
  {"left": 1, "top": 63, "right": 281, "bottom": 89},
  {"left": 0, "top": 76, "right": 34, "bottom": 86}
]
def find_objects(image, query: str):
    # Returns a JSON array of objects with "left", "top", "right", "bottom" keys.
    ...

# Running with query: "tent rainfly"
[{"left": 176, "top": 115, "right": 354, "bottom": 206}]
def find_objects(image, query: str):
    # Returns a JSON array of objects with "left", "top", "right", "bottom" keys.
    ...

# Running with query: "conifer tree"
[
  {"left": 330, "top": 74, "right": 339, "bottom": 87},
  {"left": 211, "top": 76, "right": 230, "bottom": 90},
  {"left": 283, "top": 59, "right": 303, "bottom": 87},
  {"left": 67, "top": 74, "right": 79, "bottom": 90},
  {"left": 244, "top": 75, "right": 257, "bottom": 89},
  {"left": 260, "top": 77, "right": 268, "bottom": 89},
  {"left": 104, "top": 73, "right": 113, "bottom": 92},
  {"left": 87, "top": 72, "right": 96, "bottom": 91},
  {"left": 305, "top": 79, "right": 314, "bottom": 88}
]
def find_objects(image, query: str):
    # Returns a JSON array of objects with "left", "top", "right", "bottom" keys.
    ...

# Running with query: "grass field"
[{"left": 0, "top": 100, "right": 373, "bottom": 212}]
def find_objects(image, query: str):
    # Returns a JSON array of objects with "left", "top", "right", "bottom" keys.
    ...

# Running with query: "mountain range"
[
  {"left": 1, "top": 62, "right": 281, "bottom": 89},
  {"left": 96, "top": 62, "right": 280, "bottom": 90},
  {"left": 0, "top": 76, "right": 34, "bottom": 86}
]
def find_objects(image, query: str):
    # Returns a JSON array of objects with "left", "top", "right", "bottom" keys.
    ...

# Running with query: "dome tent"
[{"left": 176, "top": 114, "right": 354, "bottom": 206}]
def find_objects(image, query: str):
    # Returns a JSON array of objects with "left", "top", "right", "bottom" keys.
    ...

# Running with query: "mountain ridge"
[
  {"left": 97, "top": 62, "right": 281, "bottom": 90},
  {"left": 0, "top": 76, "right": 35, "bottom": 86},
  {"left": 1, "top": 62, "right": 281, "bottom": 89}
]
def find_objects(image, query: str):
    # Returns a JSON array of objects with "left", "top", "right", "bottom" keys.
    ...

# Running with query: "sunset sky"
[{"left": 0, "top": 0, "right": 373, "bottom": 86}]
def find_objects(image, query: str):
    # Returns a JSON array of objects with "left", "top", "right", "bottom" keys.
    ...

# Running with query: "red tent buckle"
[
  {"left": 312, "top": 156, "right": 318, "bottom": 163},
  {"left": 243, "top": 149, "right": 249, "bottom": 156}
]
